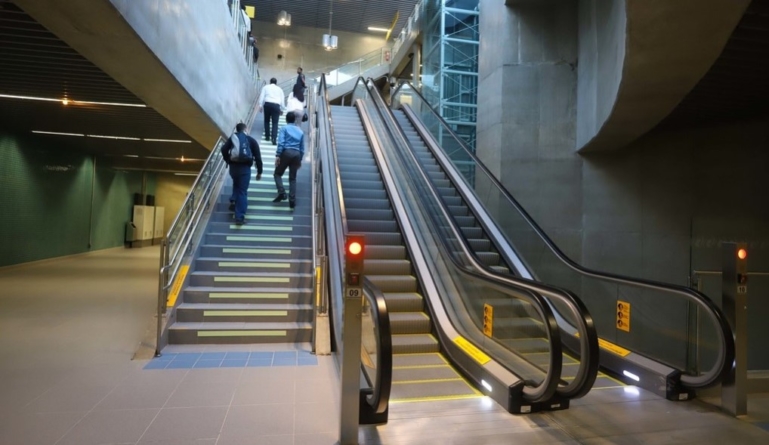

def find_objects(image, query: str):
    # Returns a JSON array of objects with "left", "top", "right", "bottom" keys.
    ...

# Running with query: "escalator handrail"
[
  {"left": 317, "top": 75, "right": 392, "bottom": 415},
  {"left": 391, "top": 81, "right": 734, "bottom": 389},
  {"left": 364, "top": 79, "right": 597, "bottom": 399},
  {"left": 353, "top": 78, "right": 562, "bottom": 403},
  {"left": 362, "top": 277, "right": 392, "bottom": 414}
]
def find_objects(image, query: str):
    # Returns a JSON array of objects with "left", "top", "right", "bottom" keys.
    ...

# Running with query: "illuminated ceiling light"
[
  {"left": 323, "top": 0, "right": 338, "bottom": 50},
  {"left": 144, "top": 156, "right": 205, "bottom": 161},
  {"left": 174, "top": 172, "right": 198, "bottom": 176},
  {"left": 143, "top": 138, "right": 192, "bottom": 143},
  {"left": 123, "top": 155, "right": 139, "bottom": 158},
  {"left": 87, "top": 134, "right": 141, "bottom": 141},
  {"left": 367, "top": 26, "right": 389, "bottom": 32},
  {"left": 0, "top": 93, "right": 145, "bottom": 107},
  {"left": 277, "top": 10, "right": 291, "bottom": 26},
  {"left": 32, "top": 130, "right": 84, "bottom": 137},
  {"left": 322, "top": 34, "right": 338, "bottom": 51},
  {"left": 180, "top": 156, "right": 186, "bottom": 162}
]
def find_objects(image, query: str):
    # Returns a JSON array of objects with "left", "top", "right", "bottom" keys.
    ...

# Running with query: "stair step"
[
  {"left": 194, "top": 258, "right": 313, "bottom": 274},
  {"left": 177, "top": 303, "right": 313, "bottom": 323},
  {"left": 188, "top": 271, "right": 311, "bottom": 288},
  {"left": 169, "top": 322, "right": 312, "bottom": 344},
  {"left": 183, "top": 287, "right": 312, "bottom": 304},
  {"left": 199, "top": 245, "right": 312, "bottom": 260}
]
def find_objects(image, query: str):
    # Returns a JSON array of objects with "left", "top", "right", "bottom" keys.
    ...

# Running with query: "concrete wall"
[
  {"left": 251, "top": 21, "right": 386, "bottom": 84},
  {"left": 575, "top": 0, "right": 625, "bottom": 150},
  {"left": 575, "top": 0, "right": 750, "bottom": 152},
  {"left": 109, "top": 0, "right": 256, "bottom": 137},
  {"left": 478, "top": 0, "right": 769, "bottom": 369}
]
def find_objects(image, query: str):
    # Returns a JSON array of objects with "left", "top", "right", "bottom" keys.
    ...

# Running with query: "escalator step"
[
  {"left": 383, "top": 292, "right": 424, "bottom": 312},
  {"left": 366, "top": 245, "right": 406, "bottom": 260},
  {"left": 366, "top": 275, "right": 417, "bottom": 293},
  {"left": 343, "top": 198, "right": 391, "bottom": 210},
  {"left": 390, "top": 312, "right": 431, "bottom": 334},
  {"left": 392, "top": 334, "right": 439, "bottom": 354},
  {"left": 348, "top": 220, "right": 399, "bottom": 233},
  {"left": 364, "top": 259, "right": 412, "bottom": 275}
]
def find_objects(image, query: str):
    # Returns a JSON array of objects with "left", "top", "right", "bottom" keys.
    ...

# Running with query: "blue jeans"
[
  {"left": 229, "top": 163, "right": 251, "bottom": 221},
  {"left": 273, "top": 149, "right": 302, "bottom": 201}
]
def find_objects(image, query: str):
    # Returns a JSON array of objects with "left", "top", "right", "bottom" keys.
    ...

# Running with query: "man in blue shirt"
[
  {"left": 272, "top": 111, "right": 304, "bottom": 209},
  {"left": 221, "top": 123, "right": 262, "bottom": 225}
]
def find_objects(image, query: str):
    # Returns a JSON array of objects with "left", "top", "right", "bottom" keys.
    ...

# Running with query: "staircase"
[
  {"left": 168, "top": 124, "right": 315, "bottom": 345},
  {"left": 332, "top": 105, "right": 480, "bottom": 402}
]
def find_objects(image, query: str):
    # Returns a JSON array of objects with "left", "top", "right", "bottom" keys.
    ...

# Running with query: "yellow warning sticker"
[
  {"left": 616, "top": 300, "right": 631, "bottom": 332},
  {"left": 574, "top": 333, "right": 631, "bottom": 357},
  {"left": 453, "top": 337, "right": 491, "bottom": 365},
  {"left": 598, "top": 338, "right": 631, "bottom": 357},
  {"left": 166, "top": 265, "right": 189, "bottom": 308}
]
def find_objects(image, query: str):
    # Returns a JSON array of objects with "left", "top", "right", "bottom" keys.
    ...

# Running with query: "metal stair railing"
[{"left": 154, "top": 84, "right": 263, "bottom": 356}]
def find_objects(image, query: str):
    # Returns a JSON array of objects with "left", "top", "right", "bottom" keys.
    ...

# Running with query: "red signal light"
[
  {"left": 737, "top": 248, "right": 747, "bottom": 260},
  {"left": 348, "top": 241, "right": 362, "bottom": 256}
]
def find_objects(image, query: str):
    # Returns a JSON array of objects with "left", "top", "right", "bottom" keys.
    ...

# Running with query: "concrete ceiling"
[
  {"left": 658, "top": 0, "right": 769, "bottom": 129},
  {"left": 243, "top": 0, "right": 419, "bottom": 36},
  {"left": 0, "top": 0, "right": 208, "bottom": 172}
]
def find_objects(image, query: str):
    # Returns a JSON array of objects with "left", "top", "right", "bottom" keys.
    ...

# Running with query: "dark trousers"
[
  {"left": 229, "top": 163, "right": 251, "bottom": 221},
  {"left": 273, "top": 149, "right": 302, "bottom": 201},
  {"left": 263, "top": 102, "right": 281, "bottom": 142}
]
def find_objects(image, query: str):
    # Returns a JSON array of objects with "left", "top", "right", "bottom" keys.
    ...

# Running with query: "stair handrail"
[
  {"left": 391, "top": 81, "right": 735, "bottom": 390},
  {"left": 155, "top": 86, "right": 263, "bottom": 356},
  {"left": 367, "top": 79, "right": 599, "bottom": 399}
]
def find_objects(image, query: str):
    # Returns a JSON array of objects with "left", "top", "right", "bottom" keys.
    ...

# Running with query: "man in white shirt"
[{"left": 257, "top": 78, "right": 285, "bottom": 145}]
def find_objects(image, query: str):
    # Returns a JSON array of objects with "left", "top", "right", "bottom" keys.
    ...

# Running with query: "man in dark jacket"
[{"left": 221, "top": 123, "right": 262, "bottom": 225}]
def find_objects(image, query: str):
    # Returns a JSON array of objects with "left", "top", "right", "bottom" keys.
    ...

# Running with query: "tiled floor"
[{"left": 2, "top": 246, "right": 769, "bottom": 445}]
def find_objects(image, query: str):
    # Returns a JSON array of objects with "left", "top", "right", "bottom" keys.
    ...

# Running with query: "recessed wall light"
[
  {"left": 87, "top": 134, "right": 141, "bottom": 141},
  {"left": 143, "top": 138, "right": 192, "bottom": 143},
  {"left": 1, "top": 93, "right": 146, "bottom": 108},
  {"left": 32, "top": 130, "right": 84, "bottom": 137}
]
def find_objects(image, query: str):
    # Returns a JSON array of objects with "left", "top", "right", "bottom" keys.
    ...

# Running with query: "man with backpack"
[{"left": 220, "top": 123, "right": 262, "bottom": 225}]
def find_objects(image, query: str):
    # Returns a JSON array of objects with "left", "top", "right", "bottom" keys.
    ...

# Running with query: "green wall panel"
[{"left": 0, "top": 131, "right": 154, "bottom": 267}]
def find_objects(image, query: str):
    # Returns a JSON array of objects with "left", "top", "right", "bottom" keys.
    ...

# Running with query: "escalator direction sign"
[
  {"left": 453, "top": 336, "right": 491, "bottom": 365},
  {"left": 616, "top": 300, "right": 631, "bottom": 332}
]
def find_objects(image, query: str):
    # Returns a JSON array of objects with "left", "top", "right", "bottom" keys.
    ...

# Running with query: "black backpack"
[{"left": 229, "top": 132, "right": 252, "bottom": 163}]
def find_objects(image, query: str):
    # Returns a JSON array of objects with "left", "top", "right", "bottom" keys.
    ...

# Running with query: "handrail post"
[{"left": 155, "top": 238, "right": 167, "bottom": 357}]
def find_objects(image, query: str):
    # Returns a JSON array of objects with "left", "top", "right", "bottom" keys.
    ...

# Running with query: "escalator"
[
  {"left": 391, "top": 109, "right": 621, "bottom": 390},
  {"left": 331, "top": 104, "right": 481, "bottom": 402},
  {"left": 319, "top": 76, "right": 600, "bottom": 414},
  {"left": 386, "top": 81, "right": 735, "bottom": 401}
]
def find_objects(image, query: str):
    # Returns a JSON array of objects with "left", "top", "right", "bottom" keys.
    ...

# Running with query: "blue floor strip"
[{"left": 144, "top": 350, "right": 318, "bottom": 369}]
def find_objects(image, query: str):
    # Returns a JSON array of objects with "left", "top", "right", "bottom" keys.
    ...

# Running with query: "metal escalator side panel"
[{"left": 352, "top": 98, "right": 566, "bottom": 410}]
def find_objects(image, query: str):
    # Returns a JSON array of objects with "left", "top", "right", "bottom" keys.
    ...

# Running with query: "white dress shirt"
[{"left": 258, "top": 84, "right": 285, "bottom": 108}]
